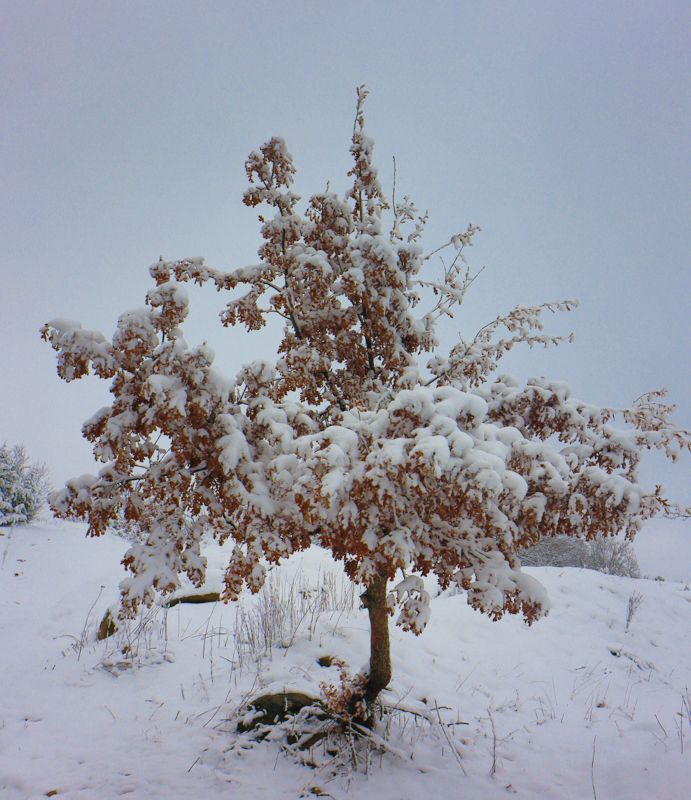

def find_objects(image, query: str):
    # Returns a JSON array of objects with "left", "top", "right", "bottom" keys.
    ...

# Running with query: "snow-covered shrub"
[
  {"left": 0, "top": 442, "right": 50, "bottom": 526},
  {"left": 520, "top": 534, "right": 640, "bottom": 578}
]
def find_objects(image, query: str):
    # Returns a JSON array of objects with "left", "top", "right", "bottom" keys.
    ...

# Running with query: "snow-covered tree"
[
  {"left": 0, "top": 442, "right": 49, "bottom": 526},
  {"left": 42, "top": 88, "right": 689, "bottom": 714}
]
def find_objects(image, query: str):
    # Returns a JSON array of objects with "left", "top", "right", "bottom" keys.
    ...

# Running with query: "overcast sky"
[{"left": 2, "top": 1, "right": 689, "bottom": 515}]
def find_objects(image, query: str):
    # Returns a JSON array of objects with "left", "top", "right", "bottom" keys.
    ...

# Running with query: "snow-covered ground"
[{"left": 1, "top": 519, "right": 689, "bottom": 799}]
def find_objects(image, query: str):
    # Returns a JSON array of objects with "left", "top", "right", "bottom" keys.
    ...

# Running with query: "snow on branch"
[
  {"left": 428, "top": 299, "right": 578, "bottom": 389},
  {"left": 388, "top": 575, "right": 431, "bottom": 634}
]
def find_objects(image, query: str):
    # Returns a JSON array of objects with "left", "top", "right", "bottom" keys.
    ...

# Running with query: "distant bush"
[
  {"left": 520, "top": 534, "right": 640, "bottom": 578},
  {"left": 518, "top": 536, "right": 587, "bottom": 569},
  {"left": 107, "top": 494, "right": 192, "bottom": 544},
  {"left": 582, "top": 535, "right": 640, "bottom": 578},
  {"left": 0, "top": 442, "right": 50, "bottom": 526},
  {"left": 108, "top": 507, "right": 147, "bottom": 543}
]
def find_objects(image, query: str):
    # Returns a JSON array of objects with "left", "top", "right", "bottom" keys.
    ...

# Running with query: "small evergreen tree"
[
  {"left": 0, "top": 442, "right": 50, "bottom": 526},
  {"left": 42, "top": 88, "right": 689, "bottom": 716}
]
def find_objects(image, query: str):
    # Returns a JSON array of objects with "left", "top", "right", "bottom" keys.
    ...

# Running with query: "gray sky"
[{"left": 2, "top": 1, "right": 689, "bottom": 511}]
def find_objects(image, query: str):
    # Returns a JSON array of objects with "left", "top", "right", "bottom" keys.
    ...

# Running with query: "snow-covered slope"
[{"left": 1, "top": 520, "right": 689, "bottom": 799}]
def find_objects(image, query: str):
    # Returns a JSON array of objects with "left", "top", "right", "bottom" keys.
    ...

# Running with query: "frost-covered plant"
[
  {"left": 108, "top": 501, "right": 147, "bottom": 543},
  {"left": 519, "top": 533, "right": 640, "bottom": 578},
  {"left": 42, "top": 88, "right": 690, "bottom": 712},
  {"left": 518, "top": 535, "right": 589, "bottom": 568},
  {"left": 0, "top": 442, "right": 50, "bottom": 526},
  {"left": 625, "top": 590, "right": 644, "bottom": 632},
  {"left": 582, "top": 535, "right": 640, "bottom": 578},
  {"left": 235, "top": 568, "right": 356, "bottom": 659}
]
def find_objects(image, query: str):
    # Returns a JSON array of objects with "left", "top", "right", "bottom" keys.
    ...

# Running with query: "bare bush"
[
  {"left": 518, "top": 536, "right": 589, "bottom": 568},
  {"left": 235, "top": 569, "right": 357, "bottom": 660},
  {"left": 108, "top": 509, "right": 147, "bottom": 543},
  {"left": 520, "top": 534, "right": 640, "bottom": 578},
  {"left": 625, "top": 590, "right": 644, "bottom": 632},
  {"left": 583, "top": 536, "right": 640, "bottom": 578}
]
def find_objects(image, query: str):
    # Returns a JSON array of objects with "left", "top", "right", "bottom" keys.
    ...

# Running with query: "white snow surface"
[{"left": 1, "top": 519, "right": 689, "bottom": 799}]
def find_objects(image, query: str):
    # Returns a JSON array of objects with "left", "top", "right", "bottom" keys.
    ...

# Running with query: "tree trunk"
[{"left": 362, "top": 569, "right": 392, "bottom": 708}]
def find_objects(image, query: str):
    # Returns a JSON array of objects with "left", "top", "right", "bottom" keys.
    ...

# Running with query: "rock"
[{"left": 237, "top": 691, "right": 324, "bottom": 733}]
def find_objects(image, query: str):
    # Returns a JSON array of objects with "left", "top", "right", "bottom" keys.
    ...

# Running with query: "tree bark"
[{"left": 362, "top": 569, "right": 392, "bottom": 707}]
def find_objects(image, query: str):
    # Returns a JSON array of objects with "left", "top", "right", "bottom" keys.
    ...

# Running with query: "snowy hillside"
[{"left": 1, "top": 520, "right": 689, "bottom": 799}]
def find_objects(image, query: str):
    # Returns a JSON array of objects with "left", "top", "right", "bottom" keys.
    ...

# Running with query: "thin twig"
[
  {"left": 489, "top": 709, "right": 498, "bottom": 777},
  {"left": 680, "top": 697, "right": 685, "bottom": 754},
  {"left": 654, "top": 714, "right": 668, "bottom": 737},
  {"left": 433, "top": 700, "right": 468, "bottom": 775},
  {"left": 391, "top": 155, "right": 397, "bottom": 225},
  {"left": 77, "top": 585, "right": 104, "bottom": 660},
  {"left": 187, "top": 756, "right": 200, "bottom": 773}
]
